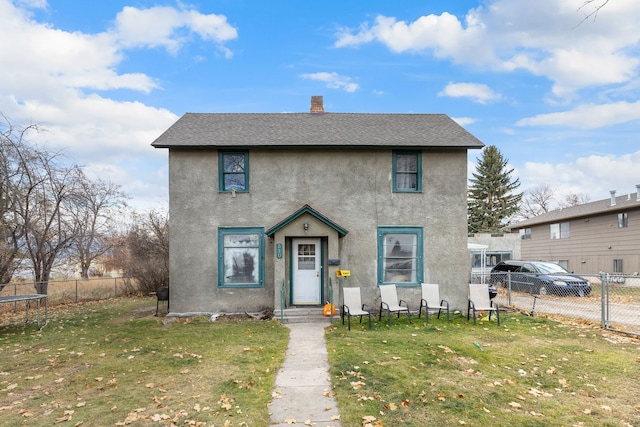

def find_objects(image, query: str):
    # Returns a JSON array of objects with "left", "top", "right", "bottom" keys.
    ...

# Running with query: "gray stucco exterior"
[{"left": 152, "top": 104, "right": 484, "bottom": 315}]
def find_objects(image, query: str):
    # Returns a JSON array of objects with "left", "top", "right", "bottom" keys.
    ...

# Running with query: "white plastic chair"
[
  {"left": 378, "top": 284, "right": 412, "bottom": 325},
  {"left": 341, "top": 287, "right": 371, "bottom": 330},
  {"left": 467, "top": 283, "right": 500, "bottom": 326},
  {"left": 418, "top": 283, "right": 450, "bottom": 323}
]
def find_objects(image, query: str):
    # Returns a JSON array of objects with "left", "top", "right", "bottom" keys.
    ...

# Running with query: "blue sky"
[{"left": 1, "top": 0, "right": 639, "bottom": 210}]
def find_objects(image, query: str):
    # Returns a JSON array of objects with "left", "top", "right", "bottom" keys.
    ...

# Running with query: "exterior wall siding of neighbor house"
[
  {"left": 518, "top": 192, "right": 640, "bottom": 275},
  {"left": 167, "top": 147, "right": 472, "bottom": 314}
]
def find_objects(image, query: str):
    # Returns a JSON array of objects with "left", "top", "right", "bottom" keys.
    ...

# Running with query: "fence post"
[
  {"left": 75, "top": 280, "right": 79, "bottom": 303},
  {"left": 114, "top": 278, "right": 117, "bottom": 297},
  {"left": 507, "top": 271, "right": 512, "bottom": 306}
]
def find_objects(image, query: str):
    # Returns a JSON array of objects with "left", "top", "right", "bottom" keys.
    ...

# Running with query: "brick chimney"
[{"left": 310, "top": 96, "right": 324, "bottom": 114}]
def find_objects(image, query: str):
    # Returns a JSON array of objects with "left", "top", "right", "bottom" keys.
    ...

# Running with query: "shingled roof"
[
  {"left": 514, "top": 188, "right": 640, "bottom": 228},
  {"left": 151, "top": 112, "right": 485, "bottom": 149}
]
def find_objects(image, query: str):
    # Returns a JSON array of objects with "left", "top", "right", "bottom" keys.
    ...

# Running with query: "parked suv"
[{"left": 490, "top": 260, "right": 591, "bottom": 297}]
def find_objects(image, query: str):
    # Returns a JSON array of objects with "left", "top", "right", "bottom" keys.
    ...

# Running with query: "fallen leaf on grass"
[
  {"left": 508, "top": 402, "right": 522, "bottom": 409},
  {"left": 218, "top": 394, "right": 234, "bottom": 410},
  {"left": 150, "top": 413, "right": 171, "bottom": 421},
  {"left": 528, "top": 388, "right": 553, "bottom": 398},
  {"left": 438, "top": 345, "right": 454, "bottom": 353}
]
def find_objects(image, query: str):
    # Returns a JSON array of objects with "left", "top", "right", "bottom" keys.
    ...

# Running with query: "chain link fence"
[
  {"left": 473, "top": 272, "right": 640, "bottom": 336},
  {"left": 0, "top": 277, "right": 137, "bottom": 315}
]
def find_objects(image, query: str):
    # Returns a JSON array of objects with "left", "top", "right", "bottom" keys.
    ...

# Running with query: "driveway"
[{"left": 495, "top": 291, "right": 640, "bottom": 331}]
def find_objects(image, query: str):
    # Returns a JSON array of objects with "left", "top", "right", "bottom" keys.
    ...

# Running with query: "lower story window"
[
  {"left": 613, "top": 259, "right": 623, "bottom": 273},
  {"left": 472, "top": 252, "right": 512, "bottom": 269},
  {"left": 377, "top": 226, "right": 423, "bottom": 286},
  {"left": 218, "top": 227, "right": 264, "bottom": 288}
]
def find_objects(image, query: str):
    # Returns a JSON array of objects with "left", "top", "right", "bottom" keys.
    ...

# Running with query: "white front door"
[{"left": 292, "top": 238, "right": 321, "bottom": 305}]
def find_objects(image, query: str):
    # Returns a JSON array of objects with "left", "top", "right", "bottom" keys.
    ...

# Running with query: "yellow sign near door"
[{"left": 335, "top": 270, "right": 350, "bottom": 277}]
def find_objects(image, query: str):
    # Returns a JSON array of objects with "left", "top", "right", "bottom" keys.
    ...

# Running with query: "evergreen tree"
[{"left": 468, "top": 145, "right": 522, "bottom": 233}]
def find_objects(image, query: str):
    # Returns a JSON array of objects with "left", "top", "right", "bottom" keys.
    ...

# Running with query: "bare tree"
[
  {"left": 18, "top": 149, "right": 79, "bottom": 294},
  {"left": 577, "top": 0, "right": 610, "bottom": 24},
  {"left": 517, "top": 184, "right": 557, "bottom": 220},
  {"left": 1, "top": 115, "right": 134, "bottom": 293},
  {"left": 68, "top": 169, "right": 129, "bottom": 278},
  {"left": 118, "top": 209, "right": 169, "bottom": 294},
  {"left": 0, "top": 116, "right": 31, "bottom": 285},
  {"left": 559, "top": 192, "right": 590, "bottom": 208}
]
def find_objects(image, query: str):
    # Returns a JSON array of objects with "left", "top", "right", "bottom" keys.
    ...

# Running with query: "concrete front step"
[{"left": 274, "top": 307, "right": 340, "bottom": 324}]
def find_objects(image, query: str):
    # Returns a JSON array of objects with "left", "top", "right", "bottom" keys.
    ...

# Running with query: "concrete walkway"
[{"left": 269, "top": 322, "right": 342, "bottom": 427}]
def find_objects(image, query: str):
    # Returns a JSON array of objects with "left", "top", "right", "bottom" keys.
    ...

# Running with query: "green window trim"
[
  {"left": 392, "top": 150, "right": 422, "bottom": 192},
  {"left": 218, "top": 227, "right": 264, "bottom": 288},
  {"left": 219, "top": 151, "right": 250, "bottom": 192},
  {"left": 377, "top": 226, "right": 424, "bottom": 286}
]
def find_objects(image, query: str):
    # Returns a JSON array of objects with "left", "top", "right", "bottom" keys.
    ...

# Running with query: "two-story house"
[
  {"left": 514, "top": 186, "right": 640, "bottom": 275},
  {"left": 151, "top": 96, "right": 484, "bottom": 315}
]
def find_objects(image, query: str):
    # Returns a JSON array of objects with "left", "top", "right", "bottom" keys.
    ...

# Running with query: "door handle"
[{"left": 316, "top": 271, "right": 320, "bottom": 277}]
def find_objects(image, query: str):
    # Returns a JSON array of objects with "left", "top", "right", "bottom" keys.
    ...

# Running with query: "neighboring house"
[
  {"left": 151, "top": 96, "right": 484, "bottom": 315},
  {"left": 468, "top": 232, "right": 521, "bottom": 279},
  {"left": 513, "top": 186, "right": 640, "bottom": 275}
]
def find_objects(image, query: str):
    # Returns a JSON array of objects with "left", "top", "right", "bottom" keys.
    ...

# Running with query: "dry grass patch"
[
  {"left": 326, "top": 313, "right": 640, "bottom": 427},
  {"left": 0, "top": 297, "right": 289, "bottom": 426}
]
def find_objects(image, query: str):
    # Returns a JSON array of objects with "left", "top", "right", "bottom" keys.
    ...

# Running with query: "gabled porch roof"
[{"left": 265, "top": 204, "right": 348, "bottom": 238}]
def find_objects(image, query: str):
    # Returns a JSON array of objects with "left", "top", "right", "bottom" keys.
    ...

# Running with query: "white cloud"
[
  {"left": 300, "top": 72, "right": 359, "bottom": 93},
  {"left": 111, "top": 6, "right": 238, "bottom": 57},
  {"left": 516, "top": 101, "right": 640, "bottom": 129},
  {"left": 439, "top": 82, "right": 501, "bottom": 104},
  {"left": 0, "top": 0, "right": 237, "bottom": 209},
  {"left": 517, "top": 151, "right": 640, "bottom": 202},
  {"left": 334, "top": 0, "right": 640, "bottom": 100},
  {"left": 452, "top": 116, "right": 477, "bottom": 126}
]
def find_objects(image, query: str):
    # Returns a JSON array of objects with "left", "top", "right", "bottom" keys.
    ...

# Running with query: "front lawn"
[
  {"left": 325, "top": 313, "right": 640, "bottom": 427},
  {"left": 2, "top": 298, "right": 639, "bottom": 427},
  {"left": 0, "top": 298, "right": 289, "bottom": 426}
]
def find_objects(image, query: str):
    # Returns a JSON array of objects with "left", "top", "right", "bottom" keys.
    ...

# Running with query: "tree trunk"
[{"left": 35, "top": 280, "right": 48, "bottom": 294}]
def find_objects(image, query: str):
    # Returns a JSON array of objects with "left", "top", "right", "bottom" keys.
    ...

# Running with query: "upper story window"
[
  {"left": 218, "top": 227, "right": 264, "bottom": 288},
  {"left": 520, "top": 228, "right": 531, "bottom": 240},
  {"left": 392, "top": 151, "right": 422, "bottom": 192},
  {"left": 550, "top": 222, "right": 570, "bottom": 239},
  {"left": 219, "top": 151, "right": 249, "bottom": 192},
  {"left": 618, "top": 212, "right": 628, "bottom": 228},
  {"left": 377, "top": 226, "right": 423, "bottom": 286}
]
